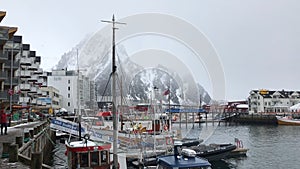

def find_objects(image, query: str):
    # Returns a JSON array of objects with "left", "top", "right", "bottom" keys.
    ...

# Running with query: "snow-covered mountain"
[{"left": 54, "top": 34, "right": 212, "bottom": 105}]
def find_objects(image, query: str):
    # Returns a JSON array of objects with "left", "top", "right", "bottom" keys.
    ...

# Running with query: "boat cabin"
[
  {"left": 65, "top": 140, "right": 111, "bottom": 169},
  {"left": 157, "top": 141, "right": 211, "bottom": 169},
  {"left": 157, "top": 154, "right": 211, "bottom": 169}
]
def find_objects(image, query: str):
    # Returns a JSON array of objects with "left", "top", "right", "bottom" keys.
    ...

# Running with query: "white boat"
[{"left": 276, "top": 116, "right": 300, "bottom": 125}]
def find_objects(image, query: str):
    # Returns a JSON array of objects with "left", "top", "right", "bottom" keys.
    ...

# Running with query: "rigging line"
[
  {"left": 116, "top": 75, "right": 130, "bottom": 107},
  {"left": 115, "top": 51, "right": 129, "bottom": 93},
  {"left": 99, "top": 72, "right": 112, "bottom": 103}
]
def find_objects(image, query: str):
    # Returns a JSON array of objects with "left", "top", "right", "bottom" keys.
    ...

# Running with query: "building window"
[
  {"left": 68, "top": 93, "right": 70, "bottom": 98},
  {"left": 68, "top": 86, "right": 70, "bottom": 91},
  {"left": 68, "top": 102, "right": 70, "bottom": 106},
  {"left": 68, "top": 80, "right": 70, "bottom": 84}
]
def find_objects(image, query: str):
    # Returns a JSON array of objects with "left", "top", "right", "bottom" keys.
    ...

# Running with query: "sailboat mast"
[
  {"left": 111, "top": 15, "right": 118, "bottom": 169},
  {"left": 77, "top": 49, "right": 82, "bottom": 141},
  {"left": 101, "top": 15, "right": 125, "bottom": 169}
]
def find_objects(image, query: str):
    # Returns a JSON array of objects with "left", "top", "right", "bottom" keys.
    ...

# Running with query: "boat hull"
[
  {"left": 277, "top": 116, "right": 300, "bottom": 126},
  {"left": 193, "top": 144, "right": 237, "bottom": 161}
]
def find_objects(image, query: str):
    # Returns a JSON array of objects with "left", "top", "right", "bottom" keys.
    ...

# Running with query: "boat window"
[
  {"left": 101, "top": 150, "right": 108, "bottom": 164},
  {"left": 90, "top": 151, "right": 99, "bottom": 166},
  {"left": 80, "top": 153, "right": 89, "bottom": 167}
]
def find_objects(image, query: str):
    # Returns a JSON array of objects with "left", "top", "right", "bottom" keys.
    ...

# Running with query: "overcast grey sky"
[{"left": 1, "top": 0, "right": 300, "bottom": 101}]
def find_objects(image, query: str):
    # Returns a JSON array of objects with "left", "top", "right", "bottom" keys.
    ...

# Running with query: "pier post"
[
  {"left": 31, "top": 152, "right": 43, "bottom": 169},
  {"left": 34, "top": 127, "right": 38, "bottom": 135},
  {"left": 16, "top": 135, "right": 24, "bottom": 148},
  {"left": 2, "top": 142, "right": 10, "bottom": 158},
  {"left": 9, "top": 144, "right": 18, "bottom": 162},
  {"left": 24, "top": 132, "right": 30, "bottom": 143},
  {"left": 29, "top": 129, "right": 34, "bottom": 138}
]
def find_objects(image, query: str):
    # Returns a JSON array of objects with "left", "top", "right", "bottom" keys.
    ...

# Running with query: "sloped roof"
[{"left": 0, "top": 11, "right": 6, "bottom": 22}]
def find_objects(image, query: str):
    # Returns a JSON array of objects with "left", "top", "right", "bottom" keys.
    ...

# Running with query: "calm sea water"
[{"left": 53, "top": 122, "right": 300, "bottom": 169}]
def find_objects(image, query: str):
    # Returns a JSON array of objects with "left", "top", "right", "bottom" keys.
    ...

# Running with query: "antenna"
[{"left": 101, "top": 15, "right": 126, "bottom": 169}]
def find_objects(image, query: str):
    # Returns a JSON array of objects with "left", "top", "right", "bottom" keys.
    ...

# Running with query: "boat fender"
[
  {"left": 166, "top": 137, "right": 173, "bottom": 145},
  {"left": 164, "top": 124, "right": 168, "bottom": 131}
]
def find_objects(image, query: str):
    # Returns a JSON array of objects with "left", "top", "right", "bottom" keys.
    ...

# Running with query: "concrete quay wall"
[{"left": 226, "top": 114, "right": 278, "bottom": 124}]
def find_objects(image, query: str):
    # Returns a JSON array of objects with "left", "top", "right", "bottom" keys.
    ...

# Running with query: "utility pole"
[{"left": 101, "top": 15, "right": 125, "bottom": 169}]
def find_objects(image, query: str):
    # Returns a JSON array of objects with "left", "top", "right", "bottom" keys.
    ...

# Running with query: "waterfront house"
[{"left": 248, "top": 89, "right": 300, "bottom": 114}]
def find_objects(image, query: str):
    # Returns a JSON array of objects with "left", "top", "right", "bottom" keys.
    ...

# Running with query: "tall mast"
[
  {"left": 77, "top": 49, "right": 82, "bottom": 140},
  {"left": 101, "top": 15, "right": 125, "bottom": 169}
]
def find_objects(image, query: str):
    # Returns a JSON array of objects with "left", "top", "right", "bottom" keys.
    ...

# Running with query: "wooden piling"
[
  {"left": 31, "top": 152, "right": 43, "bottom": 169},
  {"left": 16, "top": 135, "right": 24, "bottom": 148},
  {"left": 2, "top": 142, "right": 10, "bottom": 158},
  {"left": 9, "top": 144, "right": 18, "bottom": 162},
  {"left": 29, "top": 129, "right": 34, "bottom": 138}
]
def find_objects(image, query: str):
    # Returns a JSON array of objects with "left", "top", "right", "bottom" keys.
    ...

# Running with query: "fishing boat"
[
  {"left": 65, "top": 136, "right": 112, "bottom": 169},
  {"left": 276, "top": 116, "right": 300, "bottom": 125},
  {"left": 156, "top": 141, "right": 211, "bottom": 169}
]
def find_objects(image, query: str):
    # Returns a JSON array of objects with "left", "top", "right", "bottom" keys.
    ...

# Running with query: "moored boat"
[
  {"left": 65, "top": 138, "right": 112, "bottom": 169},
  {"left": 156, "top": 141, "right": 211, "bottom": 169},
  {"left": 276, "top": 116, "right": 300, "bottom": 126},
  {"left": 188, "top": 143, "right": 237, "bottom": 161}
]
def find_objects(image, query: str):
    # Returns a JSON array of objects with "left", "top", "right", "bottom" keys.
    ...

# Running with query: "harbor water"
[{"left": 53, "top": 122, "right": 300, "bottom": 169}]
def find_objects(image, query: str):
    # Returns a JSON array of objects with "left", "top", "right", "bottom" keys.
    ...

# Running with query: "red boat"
[{"left": 65, "top": 139, "right": 112, "bottom": 169}]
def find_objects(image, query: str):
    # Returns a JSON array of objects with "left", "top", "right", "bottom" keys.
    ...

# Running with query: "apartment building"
[
  {"left": 47, "top": 69, "right": 96, "bottom": 114},
  {"left": 0, "top": 11, "right": 19, "bottom": 110},
  {"left": 1, "top": 11, "right": 52, "bottom": 115},
  {"left": 248, "top": 89, "right": 300, "bottom": 114}
]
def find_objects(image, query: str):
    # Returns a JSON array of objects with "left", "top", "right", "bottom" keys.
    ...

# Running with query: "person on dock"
[{"left": 0, "top": 109, "right": 8, "bottom": 135}]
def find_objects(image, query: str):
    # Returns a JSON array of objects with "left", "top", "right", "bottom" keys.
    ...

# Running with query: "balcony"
[
  {"left": 31, "top": 98, "right": 37, "bottom": 105},
  {"left": 0, "top": 29, "right": 9, "bottom": 45},
  {"left": 28, "top": 75, "right": 38, "bottom": 82},
  {"left": 28, "top": 63, "right": 39, "bottom": 70},
  {"left": 19, "top": 97, "right": 31, "bottom": 103},
  {"left": 19, "top": 84, "right": 31, "bottom": 91},
  {"left": 4, "top": 60, "right": 20, "bottom": 70},
  {"left": 0, "top": 90, "right": 18, "bottom": 102},
  {"left": 19, "top": 70, "right": 31, "bottom": 78},
  {"left": 0, "top": 50, "right": 8, "bottom": 62},
  {"left": 0, "top": 71, "right": 8, "bottom": 80},
  {"left": 20, "top": 57, "right": 32, "bottom": 66},
  {"left": 28, "top": 86, "right": 37, "bottom": 93},
  {"left": 4, "top": 77, "right": 19, "bottom": 86},
  {"left": 0, "top": 91, "right": 8, "bottom": 101},
  {"left": 4, "top": 41, "right": 21, "bottom": 50}
]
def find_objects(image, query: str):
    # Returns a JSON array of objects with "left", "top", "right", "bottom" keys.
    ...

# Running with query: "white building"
[
  {"left": 47, "top": 69, "right": 96, "bottom": 113},
  {"left": 40, "top": 86, "right": 61, "bottom": 114},
  {"left": 248, "top": 89, "right": 300, "bottom": 114}
]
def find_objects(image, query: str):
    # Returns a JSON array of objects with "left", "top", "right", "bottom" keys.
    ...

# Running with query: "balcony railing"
[
  {"left": 19, "top": 84, "right": 31, "bottom": 91},
  {"left": 0, "top": 50, "right": 8, "bottom": 61},
  {"left": 0, "top": 71, "right": 8, "bottom": 80},
  {"left": 19, "top": 97, "right": 31, "bottom": 103},
  {"left": 19, "top": 70, "right": 31, "bottom": 77},
  {"left": 0, "top": 91, "right": 8, "bottom": 100},
  {"left": 28, "top": 75, "right": 38, "bottom": 81},
  {"left": 28, "top": 86, "right": 37, "bottom": 93},
  {"left": 4, "top": 77, "right": 19, "bottom": 86},
  {"left": 0, "top": 29, "right": 9, "bottom": 41},
  {"left": 28, "top": 63, "right": 39, "bottom": 70},
  {"left": 4, "top": 60, "right": 20, "bottom": 70},
  {"left": 20, "top": 57, "right": 32, "bottom": 65},
  {"left": 0, "top": 90, "right": 19, "bottom": 102}
]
